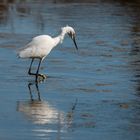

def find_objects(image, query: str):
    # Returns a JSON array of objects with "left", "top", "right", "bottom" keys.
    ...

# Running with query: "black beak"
[
  {"left": 72, "top": 36, "right": 78, "bottom": 50},
  {"left": 68, "top": 32, "right": 78, "bottom": 50}
]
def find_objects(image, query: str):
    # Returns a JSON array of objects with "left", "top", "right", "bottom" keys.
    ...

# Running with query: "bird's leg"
[
  {"left": 28, "top": 58, "right": 46, "bottom": 82},
  {"left": 35, "top": 82, "right": 41, "bottom": 101},
  {"left": 35, "top": 58, "right": 46, "bottom": 82},
  {"left": 28, "top": 82, "right": 41, "bottom": 101},
  {"left": 28, "top": 58, "right": 36, "bottom": 76},
  {"left": 28, "top": 82, "right": 34, "bottom": 101}
]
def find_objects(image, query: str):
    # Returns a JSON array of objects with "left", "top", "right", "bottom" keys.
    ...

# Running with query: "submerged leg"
[
  {"left": 35, "top": 58, "right": 46, "bottom": 82},
  {"left": 28, "top": 82, "right": 34, "bottom": 101},
  {"left": 35, "top": 82, "right": 41, "bottom": 101},
  {"left": 28, "top": 82, "right": 41, "bottom": 101}
]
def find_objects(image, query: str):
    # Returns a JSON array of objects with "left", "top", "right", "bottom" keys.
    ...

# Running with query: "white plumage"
[
  {"left": 19, "top": 35, "right": 55, "bottom": 59},
  {"left": 18, "top": 25, "right": 78, "bottom": 82}
]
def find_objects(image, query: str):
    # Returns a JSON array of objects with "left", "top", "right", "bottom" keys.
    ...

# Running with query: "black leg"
[
  {"left": 28, "top": 58, "right": 46, "bottom": 82},
  {"left": 28, "top": 58, "right": 36, "bottom": 76},
  {"left": 28, "top": 82, "right": 34, "bottom": 101},
  {"left": 35, "top": 82, "right": 41, "bottom": 101},
  {"left": 35, "top": 58, "right": 42, "bottom": 82},
  {"left": 28, "top": 82, "right": 41, "bottom": 101}
]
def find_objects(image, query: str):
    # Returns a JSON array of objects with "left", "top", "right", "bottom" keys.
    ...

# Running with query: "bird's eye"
[{"left": 68, "top": 32, "right": 72, "bottom": 38}]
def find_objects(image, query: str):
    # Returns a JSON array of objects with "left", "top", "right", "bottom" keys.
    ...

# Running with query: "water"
[{"left": 0, "top": 0, "right": 140, "bottom": 140}]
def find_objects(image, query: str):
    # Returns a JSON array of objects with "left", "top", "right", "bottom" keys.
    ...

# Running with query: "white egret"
[{"left": 18, "top": 25, "right": 78, "bottom": 82}]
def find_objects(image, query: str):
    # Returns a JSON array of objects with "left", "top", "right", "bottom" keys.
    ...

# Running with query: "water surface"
[{"left": 0, "top": 0, "right": 140, "bottom": 140}]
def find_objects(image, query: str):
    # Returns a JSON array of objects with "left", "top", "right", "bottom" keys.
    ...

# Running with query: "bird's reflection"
[
  {"left": 17, "top": 100, "right": 65, "bottom": 125},
  {"left": 17, "top": 81, "right": 64, "bottom": 125},
  {"left": 17, "top": 81, "right": 77, "bottom": 129},
  {"left": 28, "top": 82, "right": 41, "bottom": 101}
]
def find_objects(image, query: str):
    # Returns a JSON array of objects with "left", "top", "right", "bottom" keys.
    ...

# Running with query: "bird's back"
[{"left": 19, "top": 35, "right": 55, "bottom": 59}]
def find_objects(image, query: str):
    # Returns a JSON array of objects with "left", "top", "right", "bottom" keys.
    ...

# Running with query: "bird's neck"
[{"left": 53, "top": 30, "right": 66, "bottom": 47}]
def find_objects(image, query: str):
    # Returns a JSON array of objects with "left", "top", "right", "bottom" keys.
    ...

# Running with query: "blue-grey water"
[{"left": 0, "top": 0, "right": 140, "bottom": 140}]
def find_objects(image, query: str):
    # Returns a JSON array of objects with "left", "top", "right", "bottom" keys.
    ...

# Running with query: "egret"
[{"left": 18, "top": 25, "right": 78, "bottom": 82}]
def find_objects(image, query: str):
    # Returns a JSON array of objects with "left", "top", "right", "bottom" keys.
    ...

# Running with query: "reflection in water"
[
  {"left": 129, "top": 4, "right": 140, "bottom": 95},
  {"left": 0, "top": 0, "right": 140, "bottom": 139},
  {"left": 125, "top": 2, "right": 140, "bottom": 136},
  {"left": 17, "top": 81, "right": 78, "bottom": 138},
  {"left": 0, "top": 0, "right": 45, "bottom": 34},
  {"left": 53, "top": 0, "right": 140, "bottom": 4},
  {"left": 0, "top": 1, "right": 8, "bottom": 24},
  {"left": 28, "top": 82, "right": 41, "bottom": 101},
  {"left": 17, "top": 82, "right": 65, "bottom": 125},
  {"left": 17, "top": 100, "right": 65, "bottom": 125}
]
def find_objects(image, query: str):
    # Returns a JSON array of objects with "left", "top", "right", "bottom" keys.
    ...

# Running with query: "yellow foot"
[{"left": 38, "top": 74, "right": 47, "bottom": 81}]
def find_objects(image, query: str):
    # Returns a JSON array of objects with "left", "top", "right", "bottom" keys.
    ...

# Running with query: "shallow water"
[{"left": 0, "top": 0, "right": 140, "bottom": 140}]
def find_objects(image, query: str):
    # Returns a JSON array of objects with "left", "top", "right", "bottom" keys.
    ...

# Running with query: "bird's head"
[{"left": 62, "top": 25, "right": 78, "bottom": 50}]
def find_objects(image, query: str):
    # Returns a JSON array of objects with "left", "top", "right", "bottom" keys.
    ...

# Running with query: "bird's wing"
[{"left": 17, "top": 35, "right": 54, "bottom": 58}]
